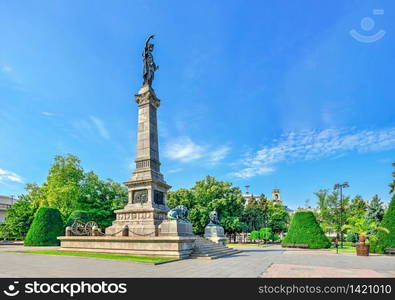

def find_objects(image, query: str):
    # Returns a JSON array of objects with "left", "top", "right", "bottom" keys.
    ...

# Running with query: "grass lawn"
[
  {"left": 329, "top": 246, "right": 356, "bottom": 253},
  {"left": 14, "top": 250, "right": 175, "bottom": 264}
]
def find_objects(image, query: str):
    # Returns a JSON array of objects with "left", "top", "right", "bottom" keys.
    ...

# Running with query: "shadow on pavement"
[{"left": 238, "top": 249, "right": 285, "bottom": 253}]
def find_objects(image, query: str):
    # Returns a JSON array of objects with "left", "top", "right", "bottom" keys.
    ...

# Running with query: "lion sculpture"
[
  {"left": 167, "top": 205, "right": 188, "bottom": 221},
  {"left": 208, "top": 210, "right": 220, "bottom": 225}
]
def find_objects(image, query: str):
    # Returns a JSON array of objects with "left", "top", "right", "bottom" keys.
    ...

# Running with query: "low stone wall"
[{"left": 58, "top": 235, "right": 196, "bottom": 258}]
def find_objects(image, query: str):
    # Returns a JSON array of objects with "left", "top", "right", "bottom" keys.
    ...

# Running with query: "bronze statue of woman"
[{"left": 142, "top": 34, "right": 159, "bottom": 88}]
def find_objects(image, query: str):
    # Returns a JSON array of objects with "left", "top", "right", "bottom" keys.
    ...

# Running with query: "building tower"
[{"left": 272, "top": 189, "right": 281, "bottom": 202}]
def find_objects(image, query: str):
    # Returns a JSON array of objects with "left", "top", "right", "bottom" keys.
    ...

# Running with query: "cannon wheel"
[
  {"left": 71, "top": 220, "right": 86, "bottom": 236},
  {"left": 84, "top": 221, "right": 98, "bottom": 236}
]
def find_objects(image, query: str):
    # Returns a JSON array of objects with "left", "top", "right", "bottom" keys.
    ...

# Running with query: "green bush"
[
  {"left": 282, "top": 211, "right": 331, "bottom": 249},
  {"left": 259, "top": 227, "right": 273, "bottom": 241},
  {"left": 65, "top": 210, "right": 91, "bottom": 227},
  {"left": 375, "top": 195, "right": 395, "bottom": 253},
  {"left": 24, "top": 207, "right": 64, "bottom": 246},
  {"left": 0, "top": 223, "right": 7, "bottom": 239},
  {"left": 249, "top": 230, "right": 260, "bottom": 242},
  {"left": 272, "top": 234, "right": 280, "bottom": 241},
  {"left": 346, "top": 231, "right": 358, "bottom": 243}
]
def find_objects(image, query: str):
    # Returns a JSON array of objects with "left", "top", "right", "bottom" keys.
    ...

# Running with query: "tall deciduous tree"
[
  {"left": 242, "top": 194, "right": 270, "bottom": 231},
  {"left": 79, "top": 172, "right": 128, "bottom": 228},
  {"left": 30, "top": 154, "right": 85, "bottom": 216},
  {"left": 267, "top": 200, "right": 289, "bottom": 234},
  {"left": 0, "top": 195, "right": 36, "bottom": 239},
  {"left": 167, "top": 176, "right": 246, "bottom": 234},
  {"left": 22, "top": 154, "right": 127, "bottom": 228}
]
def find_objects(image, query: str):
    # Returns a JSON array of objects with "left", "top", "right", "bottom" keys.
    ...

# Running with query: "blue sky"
[{"left": 0, "top": 0, "right": 394, "bottom": 209}]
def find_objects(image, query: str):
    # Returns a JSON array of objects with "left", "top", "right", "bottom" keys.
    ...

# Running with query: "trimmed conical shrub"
[
  {"left": 282, "top": 210, "right": 331, "bottom": 249},
  {"left": 375, "top": 195, "right": 395, "bottom": 253},
  {"left": 24, "top": 207, "right": 64, "bottom": 246}
]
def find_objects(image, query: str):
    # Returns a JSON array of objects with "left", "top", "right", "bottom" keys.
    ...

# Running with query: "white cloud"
[
  {"left": 1, "top": 65, "right": 12, "bottom": 73},
  {"left": 208, "top": 146, "right": 230, "bottom": 165},
  {"left": 231, "top": 127, "right": 395, "bottom": 179},
  {"left": 230, "top": 166, "right": 274, "bottom": 178},
  {"left": 0, "top": 168, "right": 23, "bottom": 183},
  {"left": 164, "top": 137, "right": 204, "bottom": 162},
  {"left": 164, "top": 137, "right": 230, "bottom": 165},
  {"left": 89, "top": 116, "right": 110, "bottom": 140},
  {"left": 42, "top": 111, "right": 55, "bottom": 117},
  {"left": 167, "top": 168, "right": 183, "bottom": 174},
  {"left": 72, "top": 116, "right": 111, "bottom": 140}
]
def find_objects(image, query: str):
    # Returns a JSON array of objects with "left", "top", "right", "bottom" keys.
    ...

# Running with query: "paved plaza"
[{"left": 0, "top": 245, "right": 394, "bottom": 278}]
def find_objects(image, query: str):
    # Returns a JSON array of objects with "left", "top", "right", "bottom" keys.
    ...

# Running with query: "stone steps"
[{"left": 191, "top": 236, "right": 241, "bottom": 260}]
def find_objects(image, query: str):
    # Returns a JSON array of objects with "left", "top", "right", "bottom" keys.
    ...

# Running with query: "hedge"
[
  {"left": 24, "top": 207, "right": 64, "bottom": 246},
  {"left": 375, "top": 194, "right": 395, "bottom": 253},
  {"left": 282, "top": 211, "right": 331, "bottom": 249}
]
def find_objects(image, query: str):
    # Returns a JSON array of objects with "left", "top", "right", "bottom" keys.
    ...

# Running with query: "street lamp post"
[{"left": 334, "top": 182, "right": 349, "bottom": 248}]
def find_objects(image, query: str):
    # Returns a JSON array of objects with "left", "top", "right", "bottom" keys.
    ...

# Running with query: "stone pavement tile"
[
  {"left": 261, "top": 264, "right": 394, "bottom": 278},
  {"left": 1, "top": 244, "right": 393, "bottom": 278},
  {"left": 282, "top": 249, "right": 338, "bottom": 255}
]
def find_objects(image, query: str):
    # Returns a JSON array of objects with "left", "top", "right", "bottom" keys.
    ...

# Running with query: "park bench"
[
  {"left": 294, "top": 243, "right": 309, "bottom": 248},
  {"left": 384, "top": 248, "right": 395, "bottom": 255}
]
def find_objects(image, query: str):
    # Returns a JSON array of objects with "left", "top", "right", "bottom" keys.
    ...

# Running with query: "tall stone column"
[{"left": 105, "top": 85, "right": 171, "bottom": 237}]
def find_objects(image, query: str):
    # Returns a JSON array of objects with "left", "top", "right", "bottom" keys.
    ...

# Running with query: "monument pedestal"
[
  {"left": 105, "top": 203, "right": 168, "bottom": 237},
  {"left": 204, "top": 224, "right": 227, "bottom": 246},
  {"left": 59, "top": 235, "right": 196, "bottom": 258},
  {"left": 160, "top": 219, "right": 193, "bottom": 236}
]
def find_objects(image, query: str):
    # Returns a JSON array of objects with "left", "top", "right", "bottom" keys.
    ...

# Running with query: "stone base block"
[
  {"left": 106, "top": 223, "right": 158, "bottom": 237},
  {"left": 159, "top": 220, "right": 193, "bottom": 236},
  {"left": 204, "top": 224, "right": 227, "bottom": 246},
  {"left": 58, "top": 235, "right": 196, "bottom": 258}
]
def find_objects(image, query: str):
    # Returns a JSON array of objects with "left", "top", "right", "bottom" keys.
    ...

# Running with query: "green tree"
[
  {"left": 315, "top": 189, "right": 329, "bottom": 223},
  {"left": 167, "top": 176, "right": 246, "bottom": 234},
  {"left": 242, "top": 194, "right": 269, "bottom": 231},
  {"left": 167, "top": 188, "right": 195, "bottom": 208},
  {"left": 348, "top": 195, "right": 367, "bottom": 220},
  {"left": 366, "top": 195, "right": 385, "bottom": 226},
  {"left": 30, "top": 154, "right": 85, "bottom": 216},
  {"left": 259, "top": 227, "right": 273, "bottom": 242},
  {"left": 78, "top": 172, "right": 127, "bottom": 228},
  {"left": 314, "top": 189, "right": 334, "bottom": 234},
  {"left": 0, "top": 195, "right": 36, "bottom": 240},
  {"left": 267, "top": 200, "right": 289, "bottom": 234},
  {"left": 249, "top": 230, "right": 260, "bottom": 242},
  {"left": 21, "top": 154, "right": 127, "bottom": 229},
  {"left": 314, "top": 189, "right": 350, "bottom": 239},
  {"left": 65, "top": 210, "right": 91, "bottom": 227}
]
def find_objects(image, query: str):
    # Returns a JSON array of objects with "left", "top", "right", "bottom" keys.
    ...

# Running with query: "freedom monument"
[
  {"left": 59, "top": 35, "right": 195, "bottom": 258},
  {"left": 59, "top": 36, "right": 238, "bottom": 259}
]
